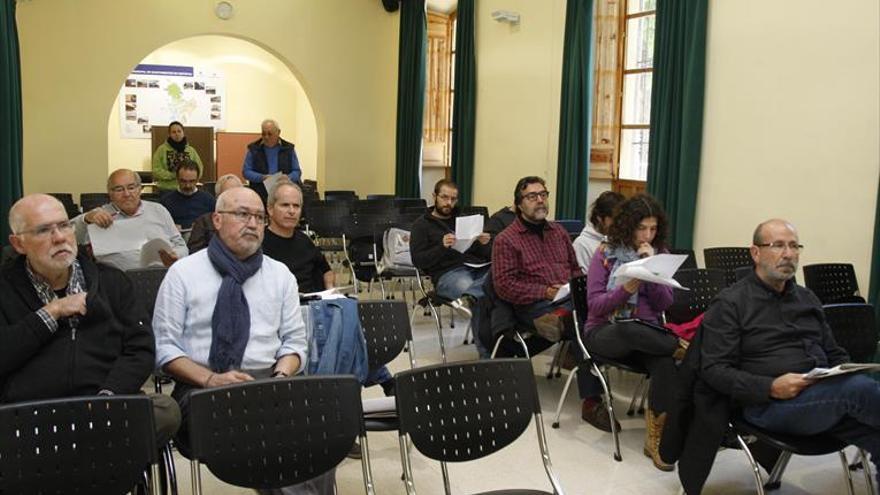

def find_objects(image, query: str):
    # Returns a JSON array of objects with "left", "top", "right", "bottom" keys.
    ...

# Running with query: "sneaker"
[
  {"left": 347, "top": 440, "right": 362, "bottom": 459},
  {"left": 581, "top": 400, "right": 621, "bottom": 433}
]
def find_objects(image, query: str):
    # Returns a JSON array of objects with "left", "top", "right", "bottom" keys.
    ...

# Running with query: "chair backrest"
[
  {"left": 667, "top": 269, "right": 727, "bottom": 324},
  {"left": 556, "top": 219, "right": 585, "bottom": 237},
  {"left": 305, "top": 202, "right": 352, "bottom": 238},
  {"left": 460, "top": 205, "right": 489, "bottom": 222},
  {"left": 703, "top": 247, "right": 752, "bottom": 286},
  {"left": 79, "top": 192, "right": 110, "bottom": 213},
  {"left": 669, "top": 248, "right": 698, "bottom": 271},
  {"left": 324, "top": 190, "right": 358, "bottom": 202},
  {"left": 353, "top": 198, "right": 395, "bottom": 215},
  {"left": 396, "top": 359, "right": 540, "bottom": 462},
  {"left": 126, "top": 267, "right": 168, "bottom": 319},
  {"left": 357, "top": 300, "right": 413, "bottom": 372},
  {"left": 201, "top": 181, "right": 217, "bottom": 197},
  {"left": 393, "top": 197, "right": 426, "bottom": 210},
  {"left": 188, "top": 376, "right": 363, "bottom": 489},
  {"left": 803, "top": 263, "right": 862, "bottom": 304},
  {"left": 366, "top": 194, "right": 395, "bottom": 201},
  {"left": 823, "top": 303, "right": 879, "bottom": 362},
  {"left": 0, "top": 395, "right": 157, "bottom": 494},
  {"left": 140, "top": 192, "right": 161, "bottom": 202},
  {"left": 569, "top": 274, "right": 589, "bottom": 331}
]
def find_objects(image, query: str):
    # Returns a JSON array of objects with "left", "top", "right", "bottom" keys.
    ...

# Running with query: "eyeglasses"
[
  {"left": 437, "top": 194, "right": 458, "bottom": 202},
  {"left": 109, "top": 184, "right": 141, "bottom": 194},
  {"left": 16, "top": 220, "right": 75, "bottom": 238},
  {"left": 755, "top": 242, "right": 804, "bottom": 253},
  {"left": 522, "top": 191, "right": 550, "bottom": 202},
  {"left": 218, "top": 210, "right": 268, "bottom": 225}
]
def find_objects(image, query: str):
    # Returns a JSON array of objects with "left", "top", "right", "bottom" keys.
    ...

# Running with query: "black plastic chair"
[
  {"left": 366, "top": 194, "right": 395, "bottom": 201},
  {"left": 187, "top": 376, "right": 375, "bottom": 495},
  {"left": 305, "top": 202, "right": 352, "bottom": 256},
  {"left": 556, "top": 219, "right": 585, "bottom": 240},
  {"left": 550, "top": 274, "right": 648, "bottom": 463},
  {"left": 730, "top": 418, "right": 873, "bottom": 494},
  {"left": 126, "top": 267, "right": 169, "bottom": 323},
  {"left": 0, "top": 395, "right": 161, "bottom": 495},
  {"left": 324, "top": 190, "right": 358, "bottom": 202},
  {"left": 666, "top": 269, "right": 727, "bottom": 324},
  {"left": 669, "top": 248, "right": 698, "bottom": 271},
  {"left": 459, "top": 205, "right": 489, "bottom": 222},
  {"left": 80, "top": 192, "right": 110, "bottom": 213},
  {"left": 200, "top": 182, "right": 216, "bottom": 197},
  {"left": 371, "top": 221, "right": 420, "bottom": 300},
  {"left": 393, "top": 197, "right": 427, "bottom": 210},
  {"left": 395, "top": 359, "right": 566, "bottom": 495},
  {"left": 703, "top": 247, "right": 753, "bottom": 287},
  {"left": 804, "top": 263, "right": 866, "bottom": 305},
  {"left": 823, "top": 303, "right": 879, "bottom": 362}
]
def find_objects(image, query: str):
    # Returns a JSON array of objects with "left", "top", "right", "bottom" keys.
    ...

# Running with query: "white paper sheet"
[
  {"left": 300, "top": 286, "right": 353, "bottom": 300},
  {"left": 464, "top": 261, "right": 491, "bottom": 268},
  {"left": 803, "top": 363, "right": 880, "bottom": 380},
  {"left": 452, "top": 214, "right": 484, "bottom": 253},
  {"left": 87, "top": 220, "right": 148, "bottom": 257},
  {"left": 362, "top": 396, "right": 396, "bottom": 414},
  {"left": 140, "top": 238, "right": 174, "bottom": 268},
  {"left": 263, "top": 171, "right": 287, "bottom": 194},
  {"left": 611, "top": 253, "right": 690, "bottom": 290},
  {"left": 552, "top": 283, "right": 570, "bottom": 303}
]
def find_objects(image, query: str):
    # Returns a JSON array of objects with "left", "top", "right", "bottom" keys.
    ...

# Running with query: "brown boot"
[{"left": 643, "top": 409, "right": 674, "bottom": 472}]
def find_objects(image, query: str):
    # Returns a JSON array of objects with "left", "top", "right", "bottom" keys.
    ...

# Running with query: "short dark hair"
[
  {"left": 168, "top": 121, "right": 184, "bottom": 132},
  {"left": 606, "top": 193, "right": 669, "bottom": 250},
  {"left": 513, "top": 176, "right": 546, "bottom": 207},
  {"left": 433, "top": 179, "right": 458, "bottom": 195},
  {"left": 175, "top": 159, "right": 200, "bottom": 177},
  {"left": 589, "top": 191, "right": 625, "bottom": 230}
]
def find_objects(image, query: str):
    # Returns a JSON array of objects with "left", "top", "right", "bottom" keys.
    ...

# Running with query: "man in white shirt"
[{"left": 74, "top": 168, "right": 187, "bottom": 270}]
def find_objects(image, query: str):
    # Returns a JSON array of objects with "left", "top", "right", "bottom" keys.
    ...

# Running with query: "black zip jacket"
[
  {"left": 410, "top": 208, "right": 491, "bottom": 280},
  {"left": 0, "top": 254, "right": 154, "bottom": 402}
]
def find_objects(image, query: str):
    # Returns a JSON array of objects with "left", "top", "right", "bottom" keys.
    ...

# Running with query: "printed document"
[
  {"left": 452, "top": 214, "right": 484, "bottom": 253},
  {"left": 803, "top": 363, "right": 880, "bottom": 380},
  {"left": 611, "top": 253, "right": 690, "bottom": 290},
  {"left": 140, "top": 238, "right": 174, "bottom": 268}
]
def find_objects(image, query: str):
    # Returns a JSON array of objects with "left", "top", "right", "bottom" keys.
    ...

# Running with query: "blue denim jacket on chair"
[{"left": 306, "top": 298, "right": 369, "bottom": 383}]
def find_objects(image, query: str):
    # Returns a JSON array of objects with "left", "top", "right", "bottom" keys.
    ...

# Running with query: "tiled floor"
[{"left": 163, "top": 298, "right": 875, "bottom": 495}]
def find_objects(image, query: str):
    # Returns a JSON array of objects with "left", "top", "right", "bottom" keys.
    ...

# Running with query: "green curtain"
[
  {"left": 870, "top": 172, "right": 880, "bottom": 323},
  {"left": 450, "top": 0, "right": 476, "bottom": 206},
  {"left": 554, "top": 0, "right": 594, "bottom": 221},
  {"left": 395, "top": 0, "right": 427, "bottom": 198},
  {"left": 646, "top": 0, "right": 709, "bottom": 249},
  {"left": 0, "top": 0, "right": 23, "bottom": 240}
]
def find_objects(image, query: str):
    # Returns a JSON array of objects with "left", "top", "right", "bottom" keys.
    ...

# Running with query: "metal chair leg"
[
  {"left": 162, "top": 443, "right": 178, "bottom": 495},
  {"left": 837, "top": 450, "right": 856, "bottom": 495},
  {"left": 428, "top": 303, "right": 447, "bottom": 363},
  {"left": 627, "top": 376, "right": 646, "bottom": 416},
  {"left": 734, "top": 433, "right": 766, "bottom": 495},
  {"left": 190, "top": 460, "right": 202, "bottom": 495},
  {"left": 859, "top": 448, "right": 875, "bottom": 495},
  {"left": 764, "top": 450, "right": 792, "bottom": 490},
  {"left": 440, "top": 461, "right": 452, "bottom": 495},
  {"left": 591, "top": 363, "right": 622, "bottom": 461},
  {"left": 552, "top": 364, "right": 578, "bottom": 428}
]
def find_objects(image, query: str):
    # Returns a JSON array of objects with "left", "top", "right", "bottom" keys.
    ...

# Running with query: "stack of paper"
[
  {"left": 611, "top": 253, "right": 690, "bottom": 290},
  {"left": 803, "top": 363, "right": 880, "bottom": 379}
]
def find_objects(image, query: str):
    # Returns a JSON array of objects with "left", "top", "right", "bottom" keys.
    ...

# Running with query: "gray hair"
[
  {"left": 106, "top": 168, "right": 141, "bottom": 191},
  {"left": 215, "top": 174, "right": 243, "bottom": 196},
  {"left": 261, "top": 119, "right": 280, "bottom": 132},
  {"left": 267, "top": 179, "right": 301, "bottom": 208},
  {"left": 8, "top": 194, "right": 66, "bottom": 234}
]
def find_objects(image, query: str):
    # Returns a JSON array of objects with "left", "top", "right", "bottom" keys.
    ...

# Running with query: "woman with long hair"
[
  {"left": 584, "top": 193, "right": 683, "bottom": 472},
  {"left": 151, "top": 121, "right": 204, "bottom": 191}
]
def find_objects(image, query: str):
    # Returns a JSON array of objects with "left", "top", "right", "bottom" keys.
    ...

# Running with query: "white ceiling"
[{"left": 426, "top": 0, "right": 458, "bottom": 14}]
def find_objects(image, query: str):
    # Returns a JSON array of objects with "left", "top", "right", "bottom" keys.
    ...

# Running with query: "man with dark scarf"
[{"left": 153, "top": 188, "right": 327, "bottom": 494}]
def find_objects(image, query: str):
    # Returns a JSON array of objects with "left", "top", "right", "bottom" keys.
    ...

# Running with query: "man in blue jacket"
[{"left": 242, "top": 119, "right": 301, "bottom": 206}]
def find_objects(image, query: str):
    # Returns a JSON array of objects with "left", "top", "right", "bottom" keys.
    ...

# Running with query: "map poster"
[{"left": 119, "top": 64, "right": 226, "bottom": 139}]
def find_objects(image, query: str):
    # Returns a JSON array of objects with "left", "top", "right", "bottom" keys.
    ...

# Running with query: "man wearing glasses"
[
  {"left": 73, "top": 168, "right": 187, "bottom": 270},
  {"left": 701, "top": 219, "right": 880, "bottom": 487},
  {"left": 151, "top": 187, "right": 320, "bottom": 492},
  {"left": 242, "top": 119, "right": 302, "bottom": 206},
  {"left": 0, "top": 194, "right": 180, "bottom": 445}
]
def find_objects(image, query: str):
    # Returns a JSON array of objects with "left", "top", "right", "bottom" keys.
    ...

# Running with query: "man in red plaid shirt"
[{"left": 492, "top": 176, "right": 615, "bottom": 432}]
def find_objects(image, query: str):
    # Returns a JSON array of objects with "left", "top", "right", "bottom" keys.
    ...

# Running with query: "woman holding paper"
[{"left": 584, "top": 193, "right": 682, "bottom": 472}]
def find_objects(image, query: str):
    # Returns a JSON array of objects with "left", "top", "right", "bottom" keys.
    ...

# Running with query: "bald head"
[
  {"left": 107, "top": 169, "right": 141, "bottom": 191},
  {"left": 8, "top": 194, "right": 78, "bottom": 282},
  {"left": 9, "top": 194, "right": 66, "bottom": 234},
  {"left": 213, "top": 187, "right": 266, "bottom": 259},
  {"left": 752, "top": 219, "right": 797, "bottom": 246}
]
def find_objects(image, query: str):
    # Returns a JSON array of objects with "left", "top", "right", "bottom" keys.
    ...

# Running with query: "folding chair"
[
  {"left": 187, "top": 377, "right": 375, "bottom": 495},
  {"left": 396, "top": 359, "right": 566, "bottom": 495},
  {"left": 804, "top": 263, "right": 866, "bottom": 304},
  {"left": 703, "top": 246, "right": 752, "bottom": 287}
]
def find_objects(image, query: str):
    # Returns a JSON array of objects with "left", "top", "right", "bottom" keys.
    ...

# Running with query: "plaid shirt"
[
  {"left": 26, "top": 259, "right": 86, "bottom": 332},
  {"left": 491, "top": 217, "right": 583, "bottom": 305}
]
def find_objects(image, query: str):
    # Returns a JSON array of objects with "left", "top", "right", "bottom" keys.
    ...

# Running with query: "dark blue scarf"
[{"left": 206, "top": 235, "right": 263, "bottom": 372}]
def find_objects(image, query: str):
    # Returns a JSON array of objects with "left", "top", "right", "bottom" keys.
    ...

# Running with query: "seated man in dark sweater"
[
  {"left": 160, "top": 160, "right": 215, "bottom": 230},
  {"left": 410, "top": 179, "right": 491, "bottom": 313}
]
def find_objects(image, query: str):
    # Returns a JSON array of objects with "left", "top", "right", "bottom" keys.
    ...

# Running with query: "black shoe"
[
  {"left": 347, "top": 441, "right": 362, "bottom": 459},
  {"left": 380, "top": 377, "right": 396, "bottom": 397}
]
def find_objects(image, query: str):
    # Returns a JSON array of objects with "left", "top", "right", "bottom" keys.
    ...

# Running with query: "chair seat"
[
  {"left": 364, "top": 416, "right": 400, "bottom": 432},
  {"left": 471, "top": 490, "right": 555, "bottom": 495},
  {"left": 732, "top": 419, "right": 847, "bottom": 456}
]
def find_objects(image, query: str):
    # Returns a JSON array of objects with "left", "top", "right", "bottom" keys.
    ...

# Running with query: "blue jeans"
[
  {"left": 516, "top": 298, "right": 603, "bottom": 400},
  {"left": 744, "top": 374, "right": 880, "bottom": 486},
  {"left": 436, "top": 266, "right": 490, "bottom": 356}
]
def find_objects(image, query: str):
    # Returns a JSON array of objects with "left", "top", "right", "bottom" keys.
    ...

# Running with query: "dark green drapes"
[
  {"left": 646, "top": 0, "right": 708, "bottom": 249},
  {"left": 1, "top": 0, "right": 23, "bottom": 240},
  {"left": 450, "top": 0, "right": 476, "bottom": 206},
  {"left": 395, "top": 0, "right": 427, "bottom": 198},
  {"left": 554, "top": 0, "right": 593, "bottom": 221},
  {"left": 870, "top": 173, "right": 880, "bottom": 323}
]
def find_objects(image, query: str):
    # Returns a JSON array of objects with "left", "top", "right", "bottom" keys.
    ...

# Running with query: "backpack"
[{"left": 378, "top": 227, "right": 413, "bottom": 273}]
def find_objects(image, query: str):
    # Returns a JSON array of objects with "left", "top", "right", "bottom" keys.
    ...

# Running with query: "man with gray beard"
[{"left": 0, "top": 194, "right": 180, "bottom": 444}]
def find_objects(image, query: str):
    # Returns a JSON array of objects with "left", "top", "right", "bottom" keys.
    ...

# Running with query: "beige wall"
[
  {"left": 17, "top": 0, "right": 399, "bottom": 197},
  {"left": 471, "top": 0, "right": 567, "bottom": 214},
  {"left": 695, "top": 0, "right": 880, "bottom": 292},
  {"left": 106, "top": 35, "right": 317, "bottom": 181}
]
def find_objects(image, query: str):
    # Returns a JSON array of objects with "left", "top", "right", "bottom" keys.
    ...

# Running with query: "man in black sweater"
[
  {"left": 701, "top": 218, "right": 880, "bottom": 486},
  {"left": 0, "top": 194, "right": 179, "bottom": 444},
  {"left": 410, "top": 179, "right": 491, "bottom": 314}
]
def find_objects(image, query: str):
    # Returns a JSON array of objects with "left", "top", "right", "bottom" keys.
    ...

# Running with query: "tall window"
[{"left": 617, "top": 0, "right": 656, "bottom": 182}]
